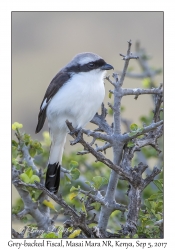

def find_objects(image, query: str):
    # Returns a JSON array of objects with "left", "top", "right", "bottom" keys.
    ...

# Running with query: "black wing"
[{"left": 35, "top": 71, "right": 70, "bottom": 133}]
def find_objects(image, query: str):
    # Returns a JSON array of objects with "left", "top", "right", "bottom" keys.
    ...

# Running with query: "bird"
[{"left": 35, "top": 52, "right": 114, "bottom": 194}]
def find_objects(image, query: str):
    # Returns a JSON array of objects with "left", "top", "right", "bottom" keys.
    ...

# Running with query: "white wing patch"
[{"left": 41, "top": 98, "right": 48, "bottom": 110}]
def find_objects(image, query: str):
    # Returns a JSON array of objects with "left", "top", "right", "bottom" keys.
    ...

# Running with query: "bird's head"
[{"left": 65, "top": 52, "right": 114, "bottom": 75}]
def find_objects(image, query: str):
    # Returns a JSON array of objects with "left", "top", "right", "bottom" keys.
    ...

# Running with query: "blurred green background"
[{"left": 12, "top": 12, "right": 163, "bottom": 233}]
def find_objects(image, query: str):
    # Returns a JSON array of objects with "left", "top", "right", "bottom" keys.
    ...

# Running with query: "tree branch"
[
  {"left": 16, "top": 136, "right": 39, "bottom": 175},
  {"left": 119, "top": 40, "right": 138, "bottom": 87},
  {"left": 122, "top": 87, "right": 163, "bottom": 97},
  {"left": 34, "top": 182, "right": 93, "bottom": 238},
  {"left": 82, "top": 128, "right": 112, "bottom": 142},
  {"left": 122, "top": 120, "right": 163, "bottom": 142},
  {"left": 143, "top": 167, "right": 161, "bottom": 189},
  {"left": 79, "top": 189, "right": 126, "bottom": 212},
  {"left": 77, "top": 142, "right": 111, "bottom": 155},
  {"left": 97, "top": 40, "right": 139, "bottom": 234}
]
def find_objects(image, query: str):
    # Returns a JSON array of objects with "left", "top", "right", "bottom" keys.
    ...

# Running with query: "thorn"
[
  {"left": 70, "top": 129, "right": 82, "bottom": 145},
  {"left": 128, "top": 39, "right": 132, "bottom": 45}
]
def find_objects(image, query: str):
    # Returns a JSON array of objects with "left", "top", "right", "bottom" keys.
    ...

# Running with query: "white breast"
[{"left": 46, "top": 69, "right": 106, "bottom": 133}]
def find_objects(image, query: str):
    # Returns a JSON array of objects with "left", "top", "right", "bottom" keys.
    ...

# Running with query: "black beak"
[{"left": 101, "top": 63, "right": 114, "bottom": 70}]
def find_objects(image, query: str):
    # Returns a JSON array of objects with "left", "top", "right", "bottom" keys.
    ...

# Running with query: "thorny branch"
[
  {"left": 79, "top": 189, "right": 126, "bottom": 212},
  {"left": 66, "top": 40, "right": 163, "bottom": 237}
]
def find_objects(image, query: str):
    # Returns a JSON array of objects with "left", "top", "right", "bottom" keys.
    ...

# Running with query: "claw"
[
  {"left": 69, "top": 128, "right": 79, "bottom": 136},
  {"left": 70, "top": 128, "right": 82, "bottom": 145}
]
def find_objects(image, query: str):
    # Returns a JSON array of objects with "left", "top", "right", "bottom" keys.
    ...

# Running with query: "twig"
[
  {"left": 82, "top": 129, "right": 112, "bottom": 142},
  {"left": 143, "top": 167, "right": 161, "bottom": 189},
  {"left": 105, "top": 75, "right": 116, "bottom": 87},
  {"left": 66, "top": 120, "right": 131, "bottom": 180},
  {"left": 122, "top": 87, "right": 163, "bottom": 97},
  {"left": 34, "top": 182, "right": 93, "bottom": 238},
  {"left": 79, "top": 189, "right": 126, "bottom": 212},
  {"left": 119, "top": 40, "right": 138, "bottom": 87},
  {"left": 122, "top": 120, "right": 163, "bottom": 142}
]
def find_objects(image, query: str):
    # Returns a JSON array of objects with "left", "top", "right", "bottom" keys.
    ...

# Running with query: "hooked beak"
[{"left": 101, "top": 63, "right": 114, "bottom": 70}]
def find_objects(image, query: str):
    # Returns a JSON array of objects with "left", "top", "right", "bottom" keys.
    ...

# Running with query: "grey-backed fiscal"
[{"left": 35, "top": 52, "right": 113, "bottom": 193}]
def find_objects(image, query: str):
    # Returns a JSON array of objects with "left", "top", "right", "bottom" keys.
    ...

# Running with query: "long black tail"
[{"left": 45, "top": 163, "right": 60, "bottom": 194}]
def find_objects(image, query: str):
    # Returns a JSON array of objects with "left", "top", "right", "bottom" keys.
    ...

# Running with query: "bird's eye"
[{"left": 88, "top": 62, "right": 95, "bottom": 68}]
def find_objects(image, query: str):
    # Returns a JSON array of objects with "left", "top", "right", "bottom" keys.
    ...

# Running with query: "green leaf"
[
  {"left": 133, "top": 234, "right": 138, "bottom": 238},
  {"left": 68, "top": 229, "right": 81, "bottom": 238},
  {"left": 65, "top": 174, "right": 71, "bottom": 185},
  {"left": 67, "top": 227, "right": 73, "bottom": 232},
  {"left": 145, "top": 220, "right": 154, "bottom": 226},
  {"left": 31, "top": 141, "right": 41, "bottom": 149},
  {"left": 57, "top": 229, "right": 63, "bottom": 238},
  {"left": 92, "top": 202, "right": 101, "bottom": 210},
  {"left": 82, "top": 202, "right": 87, "bottom": 216},
  {"left": 12, "top": 206, "right": 21, "bottom": 214},
  {"left": 12, "top": 158, "right": 17, "bottom": 165},
  {"left": 30, "top": 175, "right": 40, "bottom": 184},
  {"left": 96, "top": 138, "right": 105, "bottom": 142},
  {"left": 156, "top": 193, "right": 163, "bottom": 200},
  {"left": 108, "top": 92, "right": 112, "bottom": 99},
  {"left": 70, "top": 186, "right": 80, "bottom": 192},
  {"left": 71, "top": 168, "right": 80, "bottom": 180},
  {"left": 85, "top": 181, "right": 92, "bottom": 187},
  {"left": 153, "top": 180, "right": 163, "bottom": 192},
  {"left": 43, "top": 232, "right": 60, "bottom": 238},
  {"left": 101, "top": 177, "right": 108, "bottom": 186},
  {"left": 108, "top": 108, "right": 113, "bottom": 116},
  {"left": 69, "top": 192, "right": 78, "bottom": 200},
  {"left": 32, "top": 190, "right": 42, "bottom": 200},
  {"left": 43, "top": 200, "right": 57, "bottom": 211},
  {"left": 156, "top": 201, "right": 163, "bottom": 210},
  {"left": 29, "top": 147, "right": 36, "bottom": 158},
  {"left": 92, "top": 176, "right": 103, "bottom": 189},
  {"left": 150, "top": 201, "right": 156, "bottom": 209},
  {"left": 130, "top": 123, "right": 138, "bottom": 131},
  {"left": 21, "top": 216, "right": 28, "bottom": 223},
  {"left": 20, "top": 173, "right": 30, "bottom": 183},
  {"left": 127, "top": 141, "right": 135, "bottom": 148},
  {"left": 12, "top": 124, "right": 16, "bottom": 130},
  {"left": 25, "top": 168, "right": 33, "bottom": 178},
  {"left": 151, "top": 209, "right": 156, "bottom": 216},
  {"left": 142, "top": 78, "right": 151, "bottom": 88},
  {"left": 70, "top": 160, "right": 79, "bottom": 170},
  {"left": 155, "top": 214, "right": 162, "bottom": 220},
  {"left": 128, "top": 131, "right": 138, "bottom": 137},
  {"left": 12, "top": 140, "right": 18, "bottom": 147},
  {"left": 12, "top": 147, "right": 18, "bottom": 158},
  {"left": 36, "top": 147, "right": 44, "bottom": 155},
  {"left": 144, "top": 199, "right": 152, "bottom": 210},
  {"left": 23, "top": 133, "right": 31, "bottom": 143},
  {"left": 12, "top": 122, "right": 23, "bottom": 130},
  {"left": 158, "top": 179, "right": 163, "bottom": 184},
  {"left": 88, "top": 223, "right": 97, "bottom": 228},
  {"left": 148, "top": 194, "right": 159, "bottom": 201},
  {"left": 138, "top": 127, "right": 144, "bottom": 133},
  {"left": 121, "top": 106, "right": 125, "bottom": 112}
]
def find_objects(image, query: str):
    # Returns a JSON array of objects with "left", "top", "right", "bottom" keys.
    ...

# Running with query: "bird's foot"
[
  {"left": 70, "top": 128, "right": 82, "bottom": 145},
  {"left": 69, "top": 127, "right": 80, "bottom": 136}
]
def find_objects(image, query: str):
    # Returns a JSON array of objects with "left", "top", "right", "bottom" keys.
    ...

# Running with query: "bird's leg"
[{"left": 69, "top": 128, "right": 82, "bottom": 145}]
